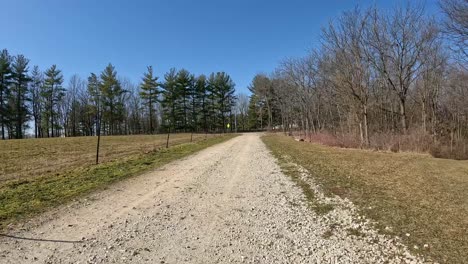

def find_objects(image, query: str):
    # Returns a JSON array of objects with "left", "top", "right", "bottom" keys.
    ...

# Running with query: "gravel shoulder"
[{"left": 0, "top": 133, "right": 423, "bottom": 263}]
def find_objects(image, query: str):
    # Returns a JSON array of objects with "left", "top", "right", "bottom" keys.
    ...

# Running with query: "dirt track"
[{"left": 0, "top": 134, "right": 422, "bottom": 263}]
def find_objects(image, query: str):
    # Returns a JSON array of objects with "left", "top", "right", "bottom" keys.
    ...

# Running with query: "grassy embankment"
[
  {"left": 262, "top": 134, "right": 468, "bottom": 264},
  {"left": 0, "top": 133, "right": 237, "bottom": 229}
]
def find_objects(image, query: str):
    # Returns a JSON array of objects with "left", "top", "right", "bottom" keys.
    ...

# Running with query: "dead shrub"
[
  {"left": 430, "top": 142, "right": 468, "bottom": 160},
  {"left": 283, "top": 129, "right": 468, "bottom": 160}
]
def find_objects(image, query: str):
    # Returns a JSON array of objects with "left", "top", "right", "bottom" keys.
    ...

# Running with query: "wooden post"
[{"left": 95, "top": 93, "right": 101, "bottom": 165}]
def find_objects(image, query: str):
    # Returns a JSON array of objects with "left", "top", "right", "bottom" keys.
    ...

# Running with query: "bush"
[
  {"left": 430, "top": 142, "right": 468, "bottom": 160},
  {"left": 281, "top": 129, "right": 468, "bottom": 160}
]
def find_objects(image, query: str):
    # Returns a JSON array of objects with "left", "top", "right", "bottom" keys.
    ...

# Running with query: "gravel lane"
[{"left": 0, "top": 134, "right": 423, "bottom": 263}]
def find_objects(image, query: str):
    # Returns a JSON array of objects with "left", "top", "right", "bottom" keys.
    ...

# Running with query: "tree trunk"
[
  {"left": 363, "top": 104, "right": 370, "bottom": 146},
  {"left": 399, "top": 98, "right": 407, "bottom": 133}
]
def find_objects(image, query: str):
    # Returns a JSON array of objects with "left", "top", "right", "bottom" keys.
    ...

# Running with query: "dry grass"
[
  {"left": 0, "top": 134, "right": 237, "bottom": 229},
  {"left": 262, "top": 134, "right": 468, "bottom": 264},
  {"left": 0, "top": 133, "right": 214, "bottom": 183}
]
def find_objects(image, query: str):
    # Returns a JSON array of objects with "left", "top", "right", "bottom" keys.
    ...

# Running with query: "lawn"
[
  {"left": 0, "top": 133, "right": 236, "bottom": 229},
  {"left": 262, "top": 134, "right": 468, "bottom": 264}
]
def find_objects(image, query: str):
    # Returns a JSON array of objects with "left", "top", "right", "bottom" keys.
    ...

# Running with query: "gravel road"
[{"left": 0, "top": 134, "right": 423, "bottom": 263}]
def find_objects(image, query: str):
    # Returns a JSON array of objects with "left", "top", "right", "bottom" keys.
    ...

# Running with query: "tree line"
[
  {"left": 0, "top": 54, "right": 238, "bottom": 139},
  {"left": 247, "top": 1, "right": 468, "bottom": 158}
]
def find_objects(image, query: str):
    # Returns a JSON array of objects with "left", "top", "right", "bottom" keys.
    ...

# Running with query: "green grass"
[
  {"left": 0, "top": 134, "right": 237, "bottom": 229},
  {"left": 262, "top": 134, "right": 468, "bottom": 264}
]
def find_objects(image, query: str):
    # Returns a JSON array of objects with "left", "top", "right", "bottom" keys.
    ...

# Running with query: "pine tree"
[
  {"left": 30, "top": 66, "right": 43, "bottom": 138},
  {"left": 99, "top": 64, "right": 125, "bottom": 135},
  {"left": 10, "top": 55, "right": 31, "bottom": 139},
  {"left": 211, "top": 72, "right": 235, "bottom": 132},
  {"left": 87, "top": 73, "right": 103, "bottom": 164},
  {"left": 247, "top": 94, "right": 260, "bottom": 129},
  {"left": 175, "top": 69, "right": 193, "bottom": 131},
  {"left": 87, "top": 73, "right": 100, "bottom": 135},
  {"left": 0, "top": 49, "right": 12, "bottom": 139},
  {"left": 206, "top": 73, "right": 218, "bottom": 131},
  {"left": 139, "top": 66, "right": 159, "bottom": 134},
  {"left": 194, "top": 75, "right": 208, "bottom": 133},
  {"left": 161, "top": 68, "right": 179, "bottom": 147},
  {"left": 43, "top": 65, "right": 65, "bottom": 137}
]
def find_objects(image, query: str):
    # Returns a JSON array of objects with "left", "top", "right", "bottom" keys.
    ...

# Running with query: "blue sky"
[{"left": 1, "top": 0, "right": 439, "bottom": 94}]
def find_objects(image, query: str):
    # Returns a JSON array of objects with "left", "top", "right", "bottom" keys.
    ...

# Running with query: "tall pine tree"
[
  {"left": 161, "top": 68, "right": 179, "bottom": 147},
  {"left": 99, "top": 64, "right": 125, "bottom": 135},
  {"left": 0, "top": 49, "right": 12, "bottom": 139},
  {"left": 30, "top": 66, "right": 43, "bottom": 138},
  {"left": 175, "top": 69, "right": 193, "bottom": 131},
  {"left": 43, "top": 65, "right": 65, "bottom": 137},
  {"left": 10, "top": 55, "right": 31, "bottom": 139},
  {"left": 87, "top": 73, "right": 101, "bottom": 136},
  {"left": 139, "top": 66, "right": 159, "bottom": 134}
]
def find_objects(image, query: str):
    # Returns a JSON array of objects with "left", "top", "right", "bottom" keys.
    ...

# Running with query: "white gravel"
[{"left": 0, "top": 133, "right": 426, "bottom": 263}]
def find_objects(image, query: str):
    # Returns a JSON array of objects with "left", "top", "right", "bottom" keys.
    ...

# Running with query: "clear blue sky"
[{"left": 0, "top": 0, "right": 439, "bottom": 94}]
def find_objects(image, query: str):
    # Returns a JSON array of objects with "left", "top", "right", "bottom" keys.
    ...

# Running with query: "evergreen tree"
[
  {"left": 161, "top": 68, "right": 178, "bottom": 130},
  {"left": 206, "top": 73, "right": 218, "bottom": 131},
  {"left": 194, "top": 75, "right": 208, "bottom": 132},
  {"left": 175, "top": 69, "right": 193, "bottom": 131},
  {"left": 43, "top": 64, "right": 65, "bottom": 137},
  {"left": 99, "top": 64, "right": 125, "bottom": 135},
  {"left": 30, "top": 66, "right": 43, "bottom": 138},
  {"left": 139, "top": 66, "right": 159, "bottom": 134},
  {"left": 247, "top": 94, "right": 261, "bottom": 129},
  {"left": 0, "top": 49, "right": 12, "bottom": 139},
  {"left": 10, "top": 55, "right": 31, "bottom": 139},
  {"left": 87, "top": 73, "right": 100, "bottom": 135},
  {"left": 212, "top": 72, "right": 235, "bottom": 132},
  {"left": 161, "top": 68, "right": 179, "bottom": 147}
]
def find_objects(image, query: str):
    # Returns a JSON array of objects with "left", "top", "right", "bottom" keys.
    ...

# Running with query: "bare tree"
[
  {"left": 440, "top": 0, "right": 468, "bottom": 65},
  {"left": 235, "top": 93, "right": 249, "bottom": 131},
  {"left": 364, "top": 4, "right": 439, "bottom": 133},
  {"left": 322, "top": 8, "right": 372, "bottom": 145}
]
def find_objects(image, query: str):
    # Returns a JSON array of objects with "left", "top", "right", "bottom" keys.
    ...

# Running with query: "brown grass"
[
  {"left": 0, "top": 134, "right": 236, "bottom": 229},
  {"left": 0, "top": 133, "right": 214, "bottom": 183},
  {"left": 262, "top": 134, "right": 468, "bottom": 264}
]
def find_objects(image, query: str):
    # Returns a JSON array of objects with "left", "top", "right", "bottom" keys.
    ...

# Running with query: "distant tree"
[
  {"left": 249, "top": 74, "right": 274, "bottom": 130},
  {"left": 175, "top": 69, "right": 194, "bottom": 131},
  {"left": 214, "top": 72, "right": 236, "bottom": 132},
  {"left": 126, "top": 83, "right": 144, "bottom": 134},
  {"left": 139, "top": 66, "right": 159, "bottom": 134},
  {"left": 235, "top": 93, "right": 249, "bottom": 131},
  {"left": 99, "top": 64, "right": 125, "bottom": 135},
  {"left": 64, "top": 75, "right": 85, "bottom": 136},
  {"left": 161, "top": 68, "right": 179, "bottom": 147},
  {"left": 43, "top": 64, "right": 65, "bottom": 137},
  {"left": 194, "top": 75, "right": 208, "bottom": 133},
  {"left": 87, "top": 73, "right": 100, "bottom": 135},
  {"left": 0, "top": 49, "right": 12, "bottom": 139},
  {"left": 247, "top": 94, "right": 264, "bottom": 130},
  {"left": 10, "top": 55, "right": 31, "bottom": 139},
  {"left": 30, "top": 66, "right": 43, "bottom": 138}
]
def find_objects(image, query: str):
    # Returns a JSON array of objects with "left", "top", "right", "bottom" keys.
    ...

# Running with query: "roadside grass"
[
  {"left": 262, "top": 134, "right": 468, "bottom": 264},
  {"left": 0, "top": 133, "right": 214, "bottom": 183},
  {"left": 0, "top": 134, "right": 237, "bottom": 230}
]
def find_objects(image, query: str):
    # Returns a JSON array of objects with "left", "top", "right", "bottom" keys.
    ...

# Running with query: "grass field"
[
  {"left": 262, "top": 134, "right": 468, "bottom": 264},
  {"left": 0, "top": 133, "right": 213, "bottom": 183},
  {"left": 0, "top": 133, "right": 236, "bottom": 229}
]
